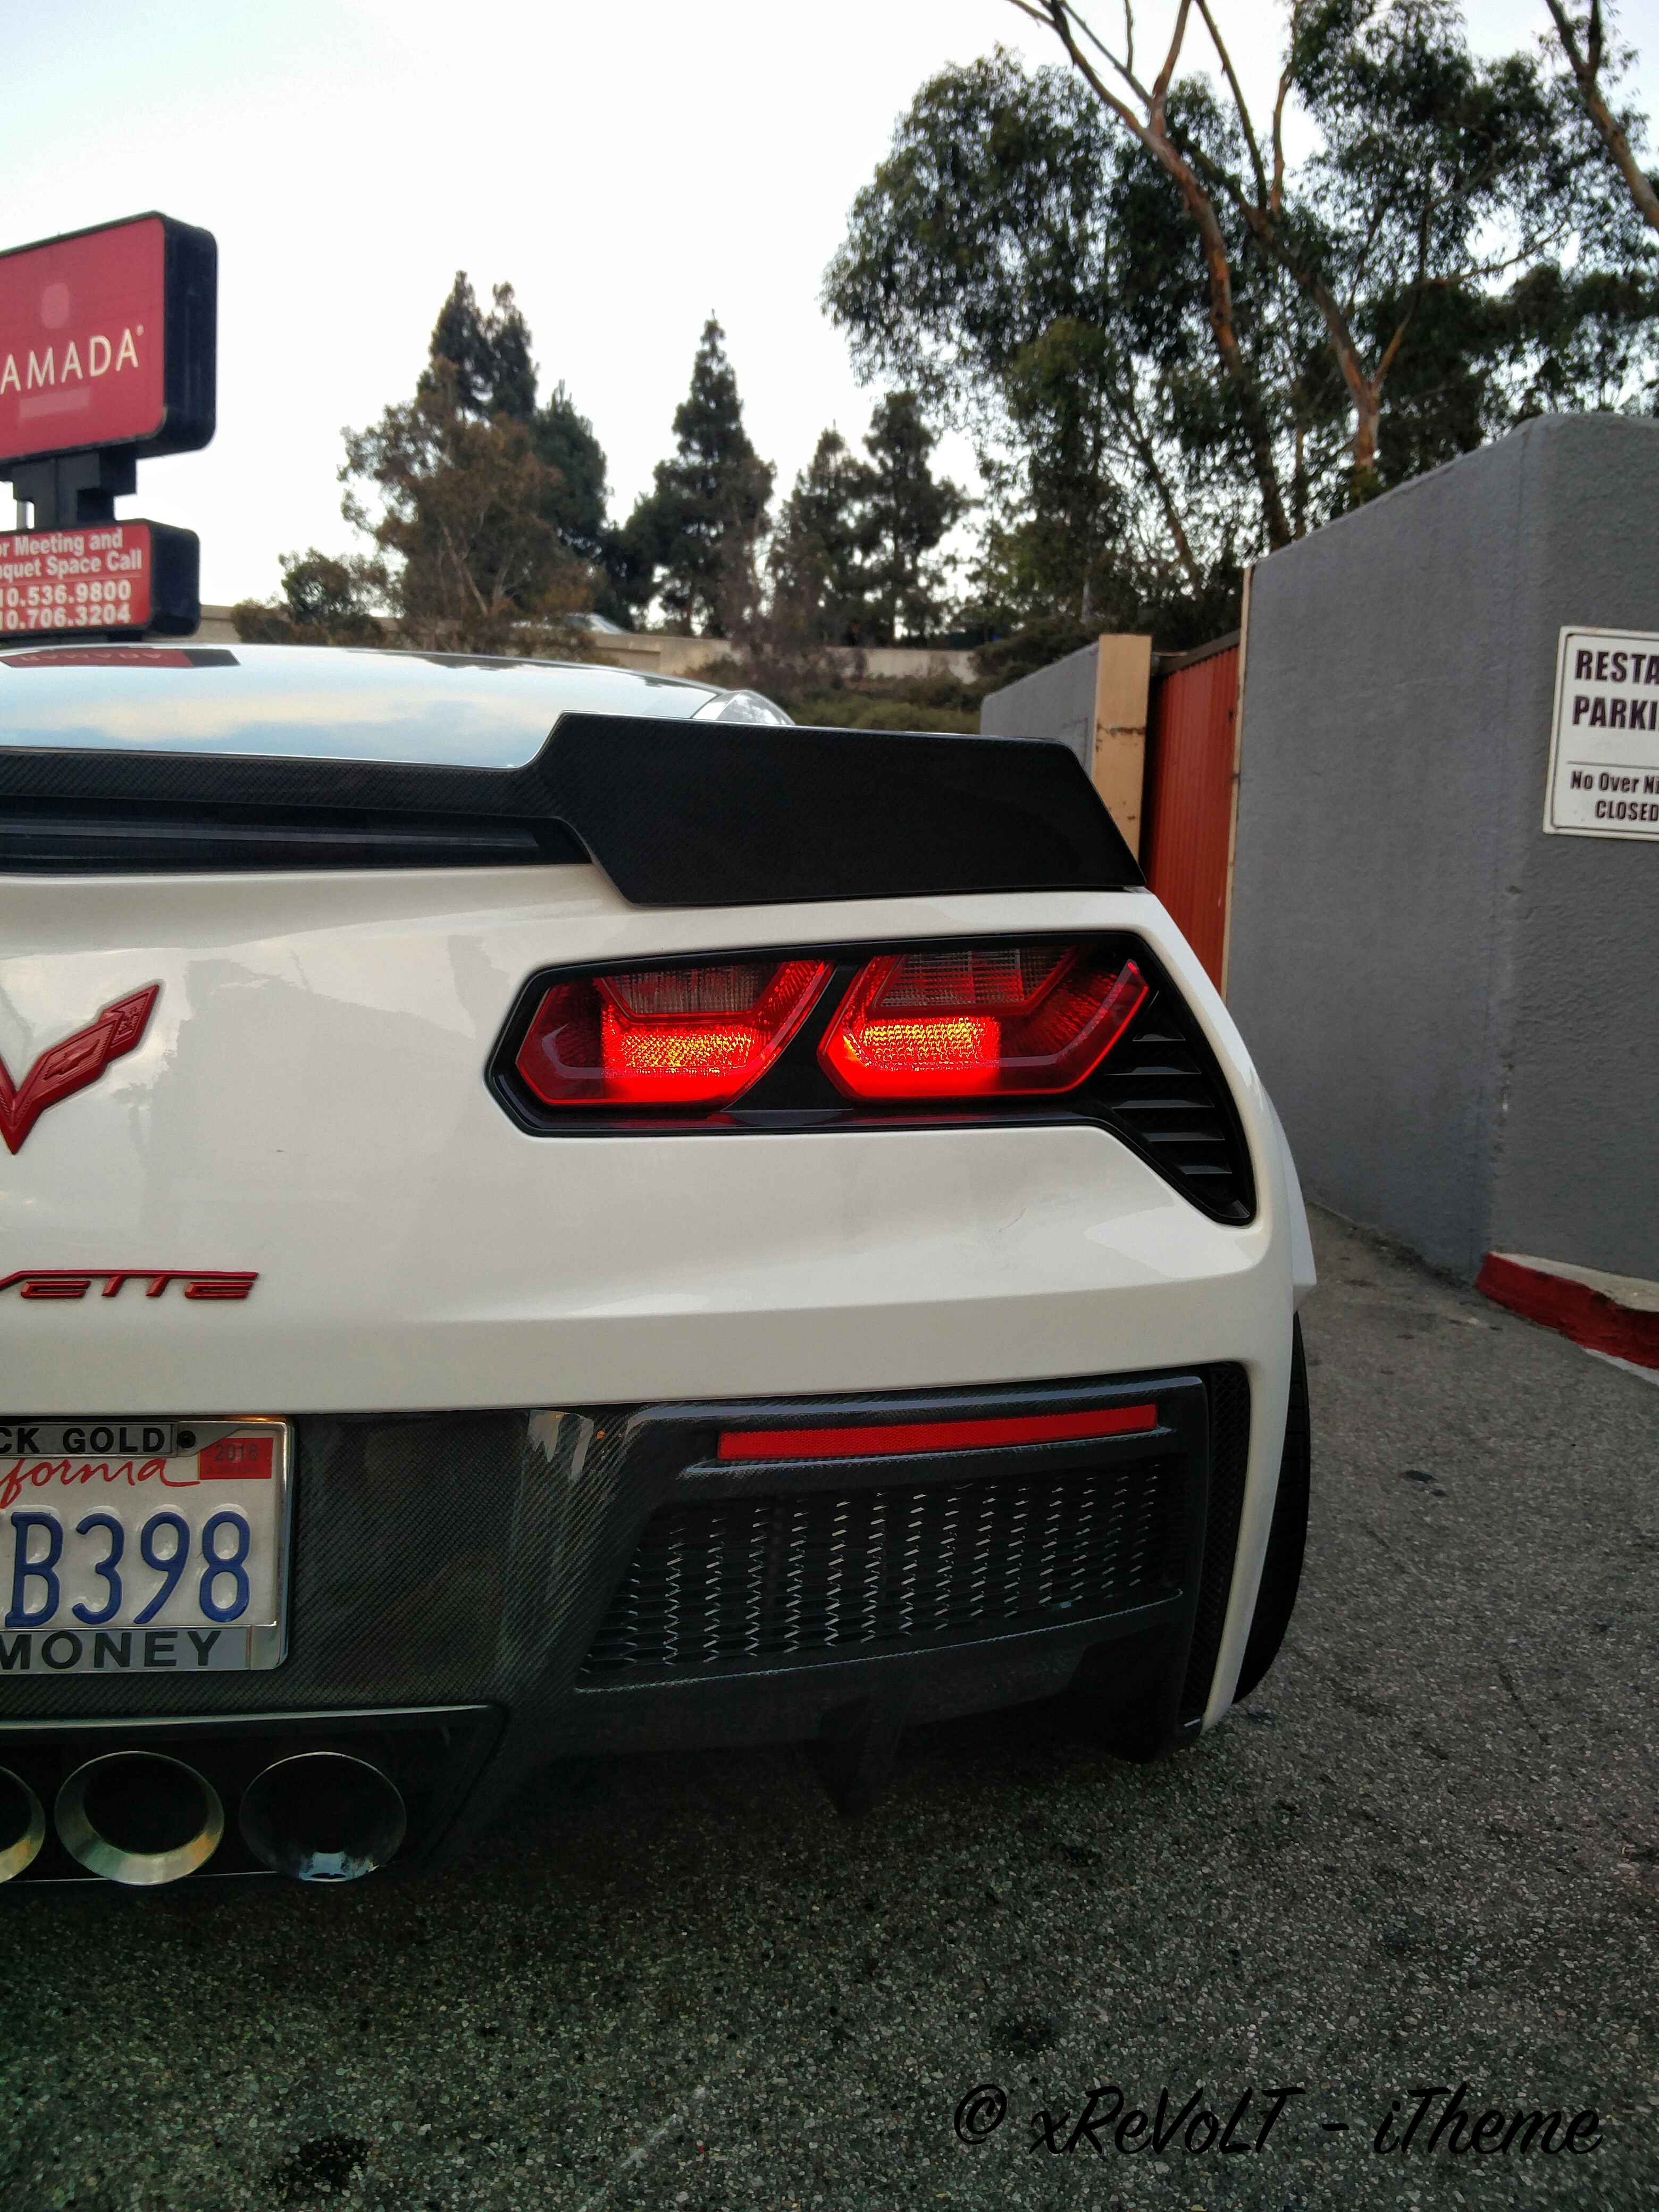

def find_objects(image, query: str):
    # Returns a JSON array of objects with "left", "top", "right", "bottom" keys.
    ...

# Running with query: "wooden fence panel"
[{"left": 1142, "top": 641, "right": 1240, "bottom": 988}]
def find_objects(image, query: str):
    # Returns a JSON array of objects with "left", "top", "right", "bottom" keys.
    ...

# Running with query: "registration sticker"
[{"left": 0, "top": 1419, "right": 291, "bottom": 1673}]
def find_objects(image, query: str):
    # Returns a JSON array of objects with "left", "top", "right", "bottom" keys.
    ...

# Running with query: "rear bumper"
[{"left": 0, "top": 1360, "right": 1260, "bottom": 1872}]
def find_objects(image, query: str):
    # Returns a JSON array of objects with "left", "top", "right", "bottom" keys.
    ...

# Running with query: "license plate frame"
[{"left": 0, "top": 1418, "right": 293, "bottom": 1674}]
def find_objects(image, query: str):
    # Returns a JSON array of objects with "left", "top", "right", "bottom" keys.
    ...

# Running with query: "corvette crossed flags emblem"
[{"left": 0, "top": 985, "right": 160, "bottom": 1154}]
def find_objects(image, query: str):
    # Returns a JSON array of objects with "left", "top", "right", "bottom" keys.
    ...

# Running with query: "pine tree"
[
  {"left": 426, "top": 273, "right": 493, "bottom": 416},
  {"left": 532, "top": 383, "right": 608, "bottom": 561},
  {"left": 769, "top": 429, "right": 872, "bottom": 644},
  {"left": 625, "top": 317, "right": 774, "bottom": 635},
  {"left": 854, "top": 392, "right": 965, "bottom": 643},
  {"left": 531, "top": 382, "right": 646, "bottom": 627},
  {"left": 481, "top": 284, "right": 536, "bottom": 423},
  {"left": 426, "top": 273, "right": 538, "bottom": 422}
]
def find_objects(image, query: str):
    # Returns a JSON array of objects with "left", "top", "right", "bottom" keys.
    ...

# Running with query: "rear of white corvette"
[{"left": 0, "top": 644, "right": 1313, "bottom": 1887}]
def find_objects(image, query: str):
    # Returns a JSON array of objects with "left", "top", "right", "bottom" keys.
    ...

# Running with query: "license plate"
[{"left": 0, "top": 1419, "right": 291, "bottom": 1674}]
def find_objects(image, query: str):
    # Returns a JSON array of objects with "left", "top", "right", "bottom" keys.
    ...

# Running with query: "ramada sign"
[
  {"left": 0, "top": 214, "right": 214, "bottom": 466},
  {"left": 0, "top": 214, "right": 214, "bottom": 642},
  {"left": 0, "top": 229, "right": 160, "bottom": 454}
]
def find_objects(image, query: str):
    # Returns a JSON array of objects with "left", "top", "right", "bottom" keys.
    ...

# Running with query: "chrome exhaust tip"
[
  {"left": 0, "top": 1765, "right": 46, "bottom": 1882},
  {"left": 55, "top": 1753, "right": 224, "bottom": 1886},
  {"left": 239, "top": 1751, "right": 407, "bottom": 1882}
]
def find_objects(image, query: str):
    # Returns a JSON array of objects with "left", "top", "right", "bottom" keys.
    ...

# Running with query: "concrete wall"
[
  {"left": 187, "top": 604, "right": 242, "bottom": 644},
  {"left": 191, "top": 611, "right": 979, "bottom": 686},
  {"left": 978, "top": 639, "right": 1099, "bottom": 767},
  {"left": 583, "top": 638, "right": 981, "bottom": 683},
  {"left": 1227, "top": 413, "right": 1659, "bottom": 1281},
  {"left": 979, "top": 635, "right": 1153, "bottom": 853}
]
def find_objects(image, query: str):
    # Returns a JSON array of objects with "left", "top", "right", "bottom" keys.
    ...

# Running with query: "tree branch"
[
  {"left": 1061, "top": 2, "right": 1153, "bottom": 114},
  {"left": 1342, "top": 183, "right": 1406, "bottom": 319},
  {"left": 1183, "top": 133, "right": 1388, "bottom": 475},
  {"left": 1119, "top": 386, "right": 1204, "bottom": 588},
  {"left": 1375, "top": 304, "right": 1415, "bottom": 388},
  {"left": 1027, "top": 3, "right": 1159, "bottom": 153},
  {"left": 1147, "top": 0, "right": 1193, "bottom": 135},
  {"left": 1195, "top": 0, "right": 1268, "bottom": 207},
  {"left": 1546, "top": 0, "right": 1659, "bottom": 233},
  {"left": 1270, "top": 3, "right": 1303, "bottom": 219}
]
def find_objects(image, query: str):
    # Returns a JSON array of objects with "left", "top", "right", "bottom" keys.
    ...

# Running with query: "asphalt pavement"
[{"left": 3, "top": 1205, "right": 1657, "bottom": 2212}]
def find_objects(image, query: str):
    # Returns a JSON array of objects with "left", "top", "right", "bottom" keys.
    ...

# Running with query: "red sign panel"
[
  {"left": 0, "top": 522, "right": 154, "bottom": 633},
  {"left": 0, "top": 215, "right": 215, "bottom": 469},
  {"left": 0, "top": 521, "right": 198, "bottom": 640}
]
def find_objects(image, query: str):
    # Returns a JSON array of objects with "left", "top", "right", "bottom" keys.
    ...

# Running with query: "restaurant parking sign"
[{"left": 1545, "top": 626, "right": 1659, "bottom": 840}]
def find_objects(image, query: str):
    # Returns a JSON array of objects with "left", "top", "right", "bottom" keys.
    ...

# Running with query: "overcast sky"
[{"left": 5, "top": 0, "right": 1656, "bottom": 606}]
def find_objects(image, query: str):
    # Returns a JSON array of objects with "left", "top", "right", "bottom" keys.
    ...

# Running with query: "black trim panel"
[
  {"left": 0, "top": 715, "right": 1142, "bottom": 903},
  {"left": 1178, "top": 1363, "right": 1253, "bottom": 1721},
  {"left": 0, "top": 799, "right": 582, "bottom": 874}
]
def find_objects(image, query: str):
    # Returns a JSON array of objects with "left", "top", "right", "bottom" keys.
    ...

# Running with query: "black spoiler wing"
[{"left": 0, "top": 714, "right": 1142, "bottom": 904}]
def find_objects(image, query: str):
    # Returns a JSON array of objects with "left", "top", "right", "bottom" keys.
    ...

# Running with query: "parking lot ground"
[{"left": 3, "top": 1204, "right": 1657, "bottom": 2212}]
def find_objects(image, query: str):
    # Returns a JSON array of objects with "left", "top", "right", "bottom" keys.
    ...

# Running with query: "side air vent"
[
  {"left": 1094, "top": 994, "right": 1255, "bottom": 1223},
  {"left": 581, "top": 1454, "right": 1189, "bottom": 1680}
]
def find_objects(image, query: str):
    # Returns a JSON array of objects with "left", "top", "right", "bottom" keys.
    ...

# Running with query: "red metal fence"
[{"left": 1141, "top": 634, "right": 1241, "bottom": 989}]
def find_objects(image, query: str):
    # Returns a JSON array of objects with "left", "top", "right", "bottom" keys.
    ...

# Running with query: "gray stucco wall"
[
  {"left": 1227, "top": 413, "right": 1659, "bottom": 1282},
  {"left": 979, "top": 641, "right": 1096, "bottom": 767}
]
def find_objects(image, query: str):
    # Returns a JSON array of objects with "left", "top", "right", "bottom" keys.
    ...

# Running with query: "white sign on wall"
[{"left": 1545, "top": 626, "right": 1659, "bottom": 840}]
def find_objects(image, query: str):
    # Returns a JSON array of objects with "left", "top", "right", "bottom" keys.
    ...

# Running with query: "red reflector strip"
[
  {"left": 717, "top": 1403, "right": 1157, "bottom": 1462},
  {"left": 196, "top": 1436, "right": 274, "bottom": 1479}
]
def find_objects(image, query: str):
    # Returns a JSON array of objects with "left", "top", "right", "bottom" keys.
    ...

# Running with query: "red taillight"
[
  {"left": 818, "top": 945, "right": 1149, "bottom": 1098},
  {"left": 718, "top": 1403, "right": 1158, "bottom": 1462},
  {"left": 515, "top": 958, "right": 831, "bottom": 1108}
]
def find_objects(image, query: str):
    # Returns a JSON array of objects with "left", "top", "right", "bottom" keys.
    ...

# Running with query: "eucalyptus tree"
[{"left": 827, "top": 4, "right": 1657, "bottom": 632}]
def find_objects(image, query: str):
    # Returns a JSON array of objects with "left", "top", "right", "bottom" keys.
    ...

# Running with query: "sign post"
[{"left": 0, "top": 212, "right": 215, "bottom": 642}]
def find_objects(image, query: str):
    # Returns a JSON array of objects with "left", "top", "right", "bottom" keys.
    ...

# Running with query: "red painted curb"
[{"left": 1477, "top": 1253, "right": 1659, "bottom": 1372}]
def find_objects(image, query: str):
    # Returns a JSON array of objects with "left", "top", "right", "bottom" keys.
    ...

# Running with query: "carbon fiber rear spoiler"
[{"left": 0, "top": 715, "right": 1143, "bottom": 905}]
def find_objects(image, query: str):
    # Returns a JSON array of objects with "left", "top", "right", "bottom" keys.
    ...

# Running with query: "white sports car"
[{"left": 0, "top": 643, "right": 1312, "bottom": 1887}]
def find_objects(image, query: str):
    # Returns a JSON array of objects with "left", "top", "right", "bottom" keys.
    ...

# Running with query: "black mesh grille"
[
  {"left": 581, "top": 1455, "right": 1187, "bottom": 1679},
  {"left": 1179, "top": 1364, "right": 1253, "bottom": 1720},
  {"left": 1095, "top": 999, "right": 1255, "bottom": 1222}
]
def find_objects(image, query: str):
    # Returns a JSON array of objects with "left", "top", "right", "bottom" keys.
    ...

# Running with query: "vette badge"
[
  {"left": 0, "top": 985, "right": 160, "bottom": 1155},
  {"left": 0, "top": 1269, "right": 257, "bottom": 1301}
]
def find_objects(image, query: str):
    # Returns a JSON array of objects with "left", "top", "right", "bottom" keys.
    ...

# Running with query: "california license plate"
[{"left": 0, "top": 1419, "right": 291, "bottom": 1674}]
